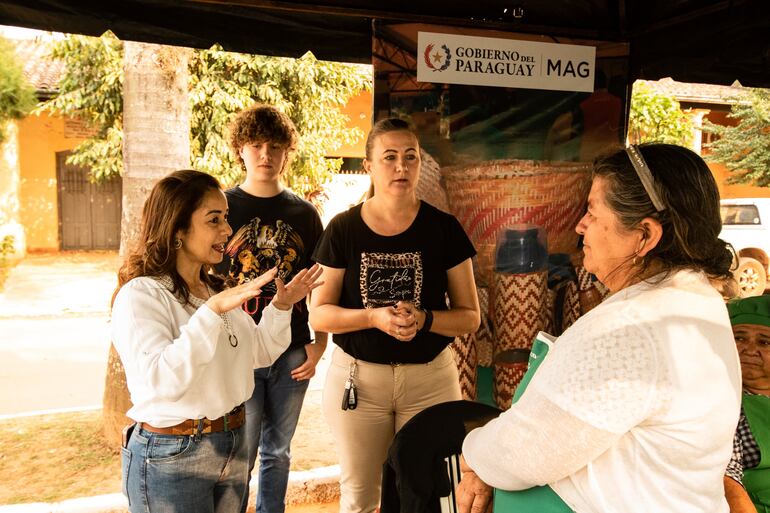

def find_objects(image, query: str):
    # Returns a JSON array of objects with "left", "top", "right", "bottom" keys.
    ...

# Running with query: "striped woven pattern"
[
  {"left": 575, "top": 265, "right": 611, "bottom": 314},
  {"left": 576, "top": 266, "right": 594, "bottom": 291},
  {"left": 493, "top": 364, "right": 527, "bottom": 410},
  {"left": 542, "top": 288, "right": 556, "bottom": 335},
  {"left": 476, "top": 286, "right": 494, "bottom": 367},
  {"left": 562, "top": 281, "right": 581, "bottom": 332},
  {"left": 415, "top": 149, "right": 452, "bottom": 214},
  {"left": 442, "top": 159, "right": 591, "bottom": 286},
  {"left": 492, "top": 271, "right": 548, "bottom": 353},
  {"left": 491, "top": 271, "right": 548, "bottom": 408},
  {"left": 450, "top": 334, "right": 478, "bottom": 401}
]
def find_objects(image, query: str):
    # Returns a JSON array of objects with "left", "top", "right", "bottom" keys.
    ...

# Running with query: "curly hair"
[
  {"left": 228, "top": 104, "right": 298, "bottom": 171},
  {"left": 113, "top": 170, "right": 226, "bottom": 306}
]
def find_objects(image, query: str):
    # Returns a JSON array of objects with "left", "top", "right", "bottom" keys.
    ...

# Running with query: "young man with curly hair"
[{"left": 218, "top": 104, "right": 327, "bottom": 513}]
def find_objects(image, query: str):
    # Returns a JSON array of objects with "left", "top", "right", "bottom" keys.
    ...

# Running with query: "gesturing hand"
[
  {"left": 206, "top": 268, "right": 279, "bottom": 315},
  {"left": 272, "top": 263, "right": 324, "bottom": 311}
]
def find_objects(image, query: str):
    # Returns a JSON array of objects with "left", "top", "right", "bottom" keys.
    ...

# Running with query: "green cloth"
[
  {"left": 493, "top": 333, "right": 574, "bottom": 513},
  {"left": 742, "top": 393, "right": 770, "bottom": 512}
]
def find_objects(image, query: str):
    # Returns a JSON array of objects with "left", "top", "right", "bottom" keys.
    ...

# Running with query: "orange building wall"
[
  {"left": 333, "top": 90, "right": 372, "bottom": 158},
  {"left": 704, "top": 110, "right": 770, "bottom": 200},
  {"left": 17, "top": 112, "right": 86, "bottom": 251},
  {"left": 710, "top": 162, "right": 770, "bottom": 200}
]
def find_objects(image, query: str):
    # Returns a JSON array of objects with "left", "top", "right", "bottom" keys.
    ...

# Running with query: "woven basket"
[
  {"left": 493, "top": 363, "right": 527, "bottom": 410},
  {"left": 415, "top": 149, "right": 452, "bottom": 214},
  {"left": 442, "top": 159, "right": 591, "bottom": 286},
  {"left": 492, "top": 270, "right": 548, "bottom": 354},
  {"left": 575, "top": 266, "right": 611, "bottom": 314},
  {"left": 493, "top": 349, "right": 530, "bottom": 410},
  {"left": 476, "top": 285, "right": 494, "bottom": 367},
  {"left": 561, "top": 281, "right": 581, "bottom": 332},
  {"left": 450, "top": 334, "right": 477, "bottom": 401},
  {"left": 575, "top": 266, "right": 594, "bottom": 290}
]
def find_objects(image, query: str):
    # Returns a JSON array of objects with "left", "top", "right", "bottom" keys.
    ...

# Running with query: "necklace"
[
  {"left": 154, "top": 276, "right": 240, "bottom": 348},
  {"left": 206, "top": 285, "right": 239, "bottom": 348}
]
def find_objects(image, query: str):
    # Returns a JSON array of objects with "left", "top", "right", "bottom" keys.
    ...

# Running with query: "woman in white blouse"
[
  {"left": 458, "top": 144, "right": 742, "bottom": 513},
  {"left": 111, "top": 169, "right": 321, "bottom": 513}
]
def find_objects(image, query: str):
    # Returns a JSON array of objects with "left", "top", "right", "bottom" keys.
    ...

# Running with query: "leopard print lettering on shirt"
[{"left": 360, "top": 251, "right": 423, "bottom": 309}]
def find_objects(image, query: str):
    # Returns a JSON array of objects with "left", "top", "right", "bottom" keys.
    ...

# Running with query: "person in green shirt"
[{"left": 725, "top": 294, "right": 770, "bottom": 513}]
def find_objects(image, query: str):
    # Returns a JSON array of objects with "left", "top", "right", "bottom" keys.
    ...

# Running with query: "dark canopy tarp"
[{"left": 0, "top": 0, "right": 768, "bottom": 87}]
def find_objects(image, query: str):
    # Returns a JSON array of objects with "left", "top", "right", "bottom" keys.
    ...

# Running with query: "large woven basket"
[
  {"left": 442, "top": 160, "right": 592, "bottom": 286},
  {"left": 450, "top": 333, "right": 477, "bottom": 401}
]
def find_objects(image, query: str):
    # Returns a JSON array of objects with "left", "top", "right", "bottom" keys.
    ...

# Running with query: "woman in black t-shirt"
[{"left": 310, "top": 118, "right": 480, "bottom": 513}]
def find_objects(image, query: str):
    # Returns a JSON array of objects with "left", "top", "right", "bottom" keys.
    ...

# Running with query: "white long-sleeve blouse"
[
  {"left": 111, "top": 276, "right": 291, "bottom": 427},
  {"left": 463, "top": 270, "right": 742, "bottom": 513}
]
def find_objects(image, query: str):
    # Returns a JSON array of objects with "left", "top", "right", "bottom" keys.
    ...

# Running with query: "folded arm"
[{"left": 463, "top": 387, "right": 621, "bottom": 490}]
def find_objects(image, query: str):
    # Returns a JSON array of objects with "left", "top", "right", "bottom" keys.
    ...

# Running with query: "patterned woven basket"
[
  {"left": 493, "top": 348, "right": 530, "bottom": 410},
  {"left": 575, "top": 266, "right": 594, "bottom": 291},
  {"left": 415, "top": 149, "right": 452, "bottom": 214},
  {"left": 493, "top": 363, "right": 527, "bottom": 410},
  {"left": 442, "top": 159, "right": 591, "bottom": 286},
  {"left": 476, "top": 285, "right": 494, "bottom": 367},
  {"left": 561, "top": 280, "right": 581, "bottom": 332},
  {"left": 492, "top": 270, "right": 548, "bottom": 354},
  {"left": 575, "top": 266, "right": 611, "bottom": 314},
  {"left": 542, "top": 287, "right": 556, "bottom": 335},
  {"left": 450, "top": 333, "right": 478, "bottom": 401}
]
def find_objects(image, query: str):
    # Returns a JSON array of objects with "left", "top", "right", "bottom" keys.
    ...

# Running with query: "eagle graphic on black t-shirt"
[{"left": 224, "top": 217, "right": 304, "bottom": 296}]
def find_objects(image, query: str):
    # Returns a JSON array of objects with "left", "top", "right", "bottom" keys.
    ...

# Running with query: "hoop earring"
[
  {"left": 173, "top": 238, "right": 182, "bottom": 250},
  {"left": 632, "top": 255, "right": 640, "bottom": 266}
]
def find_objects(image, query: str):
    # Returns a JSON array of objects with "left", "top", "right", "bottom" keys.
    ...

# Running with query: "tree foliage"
[
  {"left": 702, "top": 88, "right": 770, "bottom": 186},
  {"left": 40, "top": 32, "right": 370, "bottom": 196},
  {"left": 189, "top": 45, "right": 370, "bottom": 196},
  {"left": 628, "top": 82, "right": 693, "bottom": 146},
  {"left": 38, "top": 32, "right": 124, "bottom": 181},
  {"left": 0, "top": 36, "right": 37, "bottom": 144}
]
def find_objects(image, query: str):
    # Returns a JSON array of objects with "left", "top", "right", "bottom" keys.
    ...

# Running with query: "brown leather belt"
[{"left": 138, "top": 404, "right": 245, "bottom": 436}]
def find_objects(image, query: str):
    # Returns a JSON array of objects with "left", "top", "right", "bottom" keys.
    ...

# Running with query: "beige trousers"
[{"left": 322, "top": 346, "right": 462, "bottom": 513}]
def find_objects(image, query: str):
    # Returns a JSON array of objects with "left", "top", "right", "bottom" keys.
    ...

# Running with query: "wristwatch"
[{"left": 420, "top": 309, "right": 433, "bottom": 333}]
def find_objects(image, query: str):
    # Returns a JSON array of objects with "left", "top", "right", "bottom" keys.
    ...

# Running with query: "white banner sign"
[{"left": 416, "top": 31, "right": 596, "bottom": 93}]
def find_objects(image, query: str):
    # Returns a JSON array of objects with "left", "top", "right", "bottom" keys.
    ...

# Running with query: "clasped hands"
[
  {"left": 206, "top": 264, "right": 324, "bottom": 315},
  {"left": 373, "top": 300, "right": 425, "bottom": 342}
]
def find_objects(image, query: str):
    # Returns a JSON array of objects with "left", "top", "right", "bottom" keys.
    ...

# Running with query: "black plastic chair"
[{"left": 380, "top": 400, "right": 502, "bottom": 513}]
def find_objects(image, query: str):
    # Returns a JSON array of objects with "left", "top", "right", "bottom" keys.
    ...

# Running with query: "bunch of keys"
[{"left": 341, "top": 361, "right": 358, "bottom": 411}]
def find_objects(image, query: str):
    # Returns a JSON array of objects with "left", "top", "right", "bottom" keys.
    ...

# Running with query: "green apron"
[
  {"left": 741, "top": 393, "right": 770, "bottom": 513},
  {"left": 493, "top": 332, "right": 574, "bottom": 512}
]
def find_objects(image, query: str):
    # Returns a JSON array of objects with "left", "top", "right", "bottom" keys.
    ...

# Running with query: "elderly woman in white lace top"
[{"left": 458, "top": 144, "right": 742, "bottom": 513}]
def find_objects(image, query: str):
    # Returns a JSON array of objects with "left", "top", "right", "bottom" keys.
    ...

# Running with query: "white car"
[{"left": 720, "top": 198, "right": 770, "bottom": 297}]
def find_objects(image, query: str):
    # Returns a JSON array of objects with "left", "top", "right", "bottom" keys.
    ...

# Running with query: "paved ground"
[
  {"left": 0, "top": 251, "right": 332, "bottom": 417},
  {"left": 0, "top": 252, "right": 330, "bottom": 416},
  {"left": 0, "top": 252, "right": 118, "bottom": 416},
  {"left": 0, "top": 251, "right": 341, "bottom": 511}
]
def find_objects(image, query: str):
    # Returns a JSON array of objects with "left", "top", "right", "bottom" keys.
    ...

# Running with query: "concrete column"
[
  {"left": 0, "top": 121, "right": 26, "bottom": 259},
  {"left": 690, "top": 109, "right": 708, "bottom": 154}
]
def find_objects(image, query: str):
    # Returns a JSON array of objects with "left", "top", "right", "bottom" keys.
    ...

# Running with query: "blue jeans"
[
  {"left": 122, "top": 425, "right": 248, "bottom": 513},
  {"left": 241, "top": 346, "right": 310, "bottom": 513}
]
